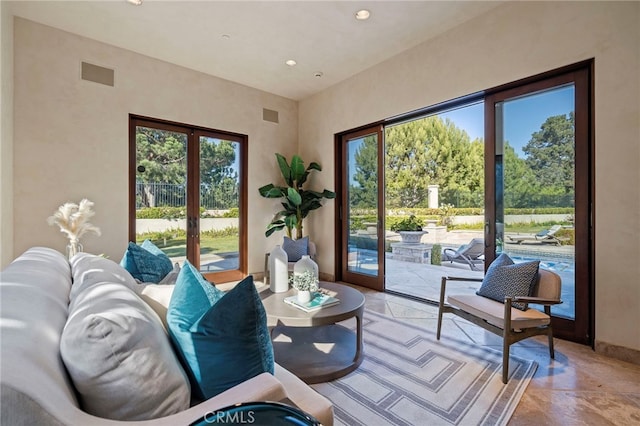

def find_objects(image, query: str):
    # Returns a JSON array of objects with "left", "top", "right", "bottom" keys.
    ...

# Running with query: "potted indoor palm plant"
[{"left": 259, "top": 154, "right": 336, "bottom": 239}]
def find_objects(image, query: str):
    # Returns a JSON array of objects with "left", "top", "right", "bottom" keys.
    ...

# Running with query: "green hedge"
[
  {"left": 136, "top": 226, "right": 239, "bottom": 241},
  {"left": 555, "top": 228, "right": 575, "bottom": 245},
  {"left": 136, "top": 207, "right": 239, "bottom": 219},
  {"left": 136, "top": 207, "right": 188, "bottom": 219}
]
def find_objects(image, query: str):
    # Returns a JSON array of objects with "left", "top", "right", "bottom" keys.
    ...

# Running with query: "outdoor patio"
[{"left": 352, "top": 230, "right": 576, "bottom": 319}]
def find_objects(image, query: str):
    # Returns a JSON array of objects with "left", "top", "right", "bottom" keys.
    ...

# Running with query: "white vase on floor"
[{"left": 269, "top": 245, "right": 289, "bottom": 293}]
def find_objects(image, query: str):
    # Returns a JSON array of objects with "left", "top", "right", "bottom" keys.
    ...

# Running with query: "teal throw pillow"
[
  {"left": 476, "top": 253, "right": 540, "bottom": 311},
  {"left": 282, "top": 236, "right": 309, "bottom": 262},
  {"left": 167, "top": 263, "right": 274, "bottom": 400},
  {"left": 120, "top": 240, "right": 173, "bottom": 283}
]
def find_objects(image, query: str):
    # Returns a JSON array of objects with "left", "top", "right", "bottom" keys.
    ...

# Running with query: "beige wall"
[
  {"left": 0, "top": 3, "right": 14, "bottom": 268},
  {"left": 6, "top": 2, "right": 640, "bottom": 355},
  {"left": 12, "top": 18, "right": 298, "bottom": 274},
  {"left": 299, "top": 2, "right": 640, "bottom": 353}
]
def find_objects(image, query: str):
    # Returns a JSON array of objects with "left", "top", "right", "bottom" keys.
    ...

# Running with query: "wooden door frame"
[
  {"left": 128, "top": 114, "right": 248, "bottom": 283},
  {"left": 483, "top": 61, "right": 594, "bottom": 344},
  {"left": 335, "top": 124, "right": 385, "bottom": 291}
]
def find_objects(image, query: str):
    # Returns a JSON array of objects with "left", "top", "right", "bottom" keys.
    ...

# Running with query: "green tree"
[
  {"left": 199, "top": 139, "right": 238, "bottom": 209},
  {"left": 349, "top": 135, "right": 378, "bottom": 209},
  {"left": 136, "top": 128, "right": 238, "bottom": 209},
  {"left": 385, "top": 119, "right": 433, "bottom": 207},
  {"left": 384, "top": 116, "right": 483, "bottom": 208},
  {"left": 136, "top": 127, "right": 187, "bottom": 208},
  {"left": 503, "top": 141, "right": 540, "bottom": 208},
  {"left": 523, "top": 112, "right": 575, "bottom": 194}
]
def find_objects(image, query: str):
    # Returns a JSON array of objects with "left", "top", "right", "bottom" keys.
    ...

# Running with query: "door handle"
[
  {"left": 484, "top": 221, "right": 491, "bottom": 248},
  {"left": 188, "top": 217, "right": 198, "bottom": 237}
]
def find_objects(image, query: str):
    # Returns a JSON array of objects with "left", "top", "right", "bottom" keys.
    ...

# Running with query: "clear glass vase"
[
  {"left": 66, "top": 241, "right": 83, "bottom": 260},
  {"left": 293, "top": 255, "right": 319, "bottom": 281}
]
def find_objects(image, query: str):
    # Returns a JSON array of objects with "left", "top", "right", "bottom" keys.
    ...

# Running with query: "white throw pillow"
[
  {"left": 60, "top": 281, "right": 190, "bottom": 420},
  {"left": 139, "top": 283, "right": 175, "bottom": 330}
]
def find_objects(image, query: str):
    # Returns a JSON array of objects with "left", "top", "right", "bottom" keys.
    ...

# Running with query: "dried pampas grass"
[{"left": 47, "top": 199, "right": 101, "bottom": 244}]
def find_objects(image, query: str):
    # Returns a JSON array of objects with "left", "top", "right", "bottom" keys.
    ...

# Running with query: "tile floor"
[{"left": 354, "top": 285, "right": 640, "bottom": 426}]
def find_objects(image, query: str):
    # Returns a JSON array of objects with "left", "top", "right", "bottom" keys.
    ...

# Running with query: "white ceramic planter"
[
  {"left": 399, "top": 231, "right": 426, "bottom": 244},
  {"left": 297, "top": 290, "right": 312, "bottom": 303},
  {"left": 269, "top": 245, "right": 289, "bottom": 293}
]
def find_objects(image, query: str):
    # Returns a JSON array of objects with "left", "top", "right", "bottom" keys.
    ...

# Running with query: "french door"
[
  {"left": 129, "top": 115, "right": 247, "bottom": 283},
  {"left": 485, "top": 65, "right": 592, "bottom": 343},
  {"left": 337, "top": 125, "right": 385, "bottom": 291}
]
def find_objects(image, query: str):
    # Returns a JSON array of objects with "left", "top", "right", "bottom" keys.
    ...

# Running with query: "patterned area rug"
[{"left": 312, "top": 310, "right": 536, "bottom": 426}]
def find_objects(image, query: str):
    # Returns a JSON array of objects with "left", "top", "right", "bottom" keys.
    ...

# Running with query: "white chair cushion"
[{"left": 447, "top": 294, "right": 550, "bottom": 330}]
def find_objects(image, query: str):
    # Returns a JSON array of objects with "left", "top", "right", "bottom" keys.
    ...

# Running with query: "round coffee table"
[{"left": 259, "top": 281, "right": 365, "bottom": 384}]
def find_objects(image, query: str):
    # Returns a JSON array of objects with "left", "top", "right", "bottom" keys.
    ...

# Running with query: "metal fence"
[{"left": 136, "top": 181, "right": 239, "bottom": 210}]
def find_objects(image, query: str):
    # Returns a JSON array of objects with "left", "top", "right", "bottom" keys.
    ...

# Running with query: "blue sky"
[{"left": 440, "top": 85, "right": 574, "bottom": 157}]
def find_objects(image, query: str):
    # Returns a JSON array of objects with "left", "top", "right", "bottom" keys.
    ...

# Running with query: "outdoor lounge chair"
[
  {"left": 441, "top": 238, "right": 485, "bottom": 270},
  {"left": 506, "top": 224, "right": 563, "bottom": 246}
]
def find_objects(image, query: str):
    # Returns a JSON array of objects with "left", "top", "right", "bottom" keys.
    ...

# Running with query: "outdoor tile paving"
[{"left": 352, "top": 230, "right": 576, "bottom": 319}]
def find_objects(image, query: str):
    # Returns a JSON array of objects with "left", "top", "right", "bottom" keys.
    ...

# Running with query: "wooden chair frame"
[{"left": 436, "top": 275, "right": 562, "bottom": 383}]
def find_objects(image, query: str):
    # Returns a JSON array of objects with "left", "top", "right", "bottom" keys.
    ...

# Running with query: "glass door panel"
[
  {"left": 383, "top": 103, "right": 485, "bottom": 301},
  {"left": 341, "top": 126, "right": 384, "bottom": 290},
  {"left": 134, "top": 126, "right": 188, "bottom": 265},
  {"left": 198, "top": 136, "right": 241, "bottom": 274},
  {"left": 131, "top": 116, "right": 248, "bottom": 284},
  {"left": 495, "top": 85, "right": 576, "bottom": 320},
  {"left": 347, "top": 135, "right": 379, "bottom": 276}
]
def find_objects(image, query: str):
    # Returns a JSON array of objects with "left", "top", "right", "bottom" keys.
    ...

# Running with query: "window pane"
[
  {"left": 199, "top": 136, "right": 240, "bottom": 273},
  {"left": 135, "top": 126, "right": 188, "bottom": 265},
  {"left": 384, "top": 102, "right": 485, "bottom": 299},
  {"left": 498, "top": 84, "right": 576, "bottom": 320},
  {"left": 347, "top": 134, "right": 379, "bottom": 277}
]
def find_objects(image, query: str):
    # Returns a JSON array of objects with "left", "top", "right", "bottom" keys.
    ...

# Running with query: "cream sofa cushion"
[
  {"left": 70, "top": 253, "right": 139, "bottom": 301},
  {"left": 61, "top": 261, "right": 191, "bottom": 420}
]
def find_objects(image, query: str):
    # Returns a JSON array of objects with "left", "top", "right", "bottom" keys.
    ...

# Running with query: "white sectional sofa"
[{"left": 0, "top": 247, "right": 333, "bottom": 425}]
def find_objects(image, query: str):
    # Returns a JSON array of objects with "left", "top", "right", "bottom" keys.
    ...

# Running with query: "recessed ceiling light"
[
  {"left": 126, "top": 0, "right": 143, "bottom": 5},
  {"left": 355, "top": 9, "right": 370, "bottom": 20},
  {"left": 285, "top": 59, "right": 297, "bottom": 67}
]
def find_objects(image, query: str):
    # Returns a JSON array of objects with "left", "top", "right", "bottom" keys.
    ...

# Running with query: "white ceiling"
[{"left": 8, "top": 1, "right": 502, "bottom": 101}]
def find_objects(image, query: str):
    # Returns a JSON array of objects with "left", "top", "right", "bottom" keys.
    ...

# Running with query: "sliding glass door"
[
  {"left": 338, "top": 126, "right": 385, "bottom": 291},
  {"left": 485, "top": 67, "right": 592, "bottom": 343},
  {"left": 336, "top": 62, "right": 593, "bottom": 344}
]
